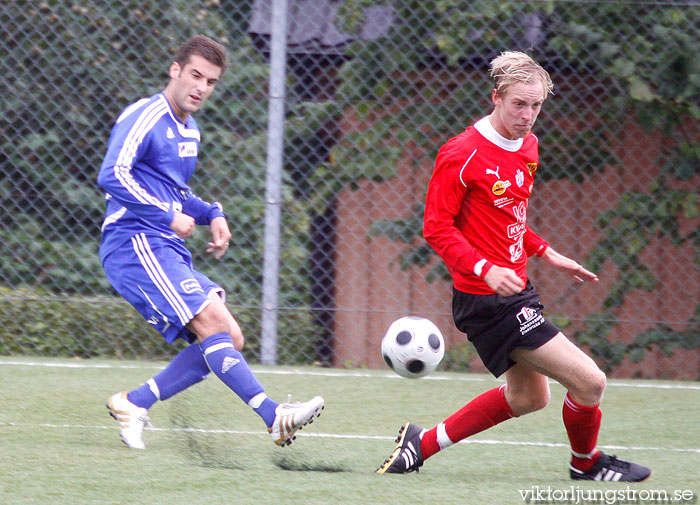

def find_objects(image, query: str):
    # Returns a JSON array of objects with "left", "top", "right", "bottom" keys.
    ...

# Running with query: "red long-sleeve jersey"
[{"left": 423, "top": 117, "right": 549, "bottom": 295}]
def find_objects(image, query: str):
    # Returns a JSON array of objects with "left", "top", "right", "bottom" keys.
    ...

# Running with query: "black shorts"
[{"left": 452, "top": 280, "right": 560, "bottom": 377}]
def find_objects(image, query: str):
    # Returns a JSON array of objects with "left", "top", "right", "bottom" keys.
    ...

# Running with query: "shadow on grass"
[
  {"left": 169, "top": 398, "right": 243, "bottom": 470},
  {"left": 273, "top": 453, "right": 352, "bottom": 473}
]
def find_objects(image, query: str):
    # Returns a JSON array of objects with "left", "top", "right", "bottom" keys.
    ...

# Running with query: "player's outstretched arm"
[
  {"left": 541, "top": 247, "right": 598, "bottom": 283},
  {"left": 206, "top": 216, "right": 231, "bottom": 259}
]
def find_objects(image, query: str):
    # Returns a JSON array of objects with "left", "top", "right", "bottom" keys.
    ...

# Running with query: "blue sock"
[
  {"left": 249, "top": 395, "right": 279, "bottom": 428},
  {"left": 127, "top": 343, "right": 210, "bottom": 409},
  {"left": 200, "top": 333, "right": 279, "bottom": 426}
]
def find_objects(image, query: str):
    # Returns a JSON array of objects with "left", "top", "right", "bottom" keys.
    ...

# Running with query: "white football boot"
[
  {"left": 106, "top": 392, "right": 150, "bottom": 449},
  {"left": 269, "top": 395, "right": 324, "bottom": 446}
]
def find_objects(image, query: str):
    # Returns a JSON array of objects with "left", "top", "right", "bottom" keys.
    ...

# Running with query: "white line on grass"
[
  {"left": 1, "top": 359, "right": 699, "bottom": 390},
  {"left": 2, "top": 421, "right": 699, "bottom": 454}
]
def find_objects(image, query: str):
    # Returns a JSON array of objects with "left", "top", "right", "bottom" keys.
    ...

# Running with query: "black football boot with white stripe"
[
  {"left": 570, "top": 452, "right": 651, "bottom": 482},
  {"left": 376, "top": 423, "right": 425, "bottom": 474}
]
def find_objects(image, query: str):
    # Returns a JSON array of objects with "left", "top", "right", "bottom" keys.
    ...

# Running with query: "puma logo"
[{"left": 486, "top": 166, "right": 500, "bottom": 178}]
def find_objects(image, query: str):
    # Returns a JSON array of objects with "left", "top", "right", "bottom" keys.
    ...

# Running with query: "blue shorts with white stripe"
[{"left": 103, "top": 232, "right": 223, "bottom": 344}]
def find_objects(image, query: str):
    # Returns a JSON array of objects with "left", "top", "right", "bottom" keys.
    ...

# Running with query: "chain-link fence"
[{"left": 1, "top": 0, "right": 698, "bottom": 379}]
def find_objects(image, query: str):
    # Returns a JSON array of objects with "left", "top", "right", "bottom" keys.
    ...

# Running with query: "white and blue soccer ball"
[{"left": 381, "top": 316, "right": 445, "bottom": 378}]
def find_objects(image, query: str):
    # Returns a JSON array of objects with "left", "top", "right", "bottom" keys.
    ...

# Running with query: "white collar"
[{"left": 474, "top": 116, "right": 524, "bottom": 152}]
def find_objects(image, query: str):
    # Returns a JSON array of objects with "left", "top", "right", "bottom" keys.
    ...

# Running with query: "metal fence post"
[{"left": 260, "top": 0, "right": 289, "bottom": 365}]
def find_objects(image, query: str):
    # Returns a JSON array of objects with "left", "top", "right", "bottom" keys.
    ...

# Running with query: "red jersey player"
[{"left": 376, "top": 51, "right": 650, "bottom": 482}]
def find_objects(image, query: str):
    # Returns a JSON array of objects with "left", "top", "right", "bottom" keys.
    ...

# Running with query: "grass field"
[{"left": 0, "top": 357, "right": 698, "bottom": 505}]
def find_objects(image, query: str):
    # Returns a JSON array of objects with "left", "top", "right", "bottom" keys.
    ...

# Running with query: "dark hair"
[{"left": 175, "top": 35, "right": 228, "bottom": 71}]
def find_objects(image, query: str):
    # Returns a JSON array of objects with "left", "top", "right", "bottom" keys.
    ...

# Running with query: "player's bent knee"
[
  {"left": 588, "top": 369, "right": 607, "bottom": 401},
  {"left": 534, "top": 390, "right": 551, "bottom": 411},
  {"left": 524, "top": 391, "right": 550, "bottom": 413},
  {"left": 509, "top": 389, "right": 550, "bottom": 415},
  {"left": 572, "top": 368, "right": 606, "bottom": 405},
  {"left": 188, "top": 305, "right": 234, "bottom": 341}
]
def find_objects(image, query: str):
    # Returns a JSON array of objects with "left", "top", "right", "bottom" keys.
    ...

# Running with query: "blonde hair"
[{"left": 489, "top": 51, "right": 553, "bottom": 100}]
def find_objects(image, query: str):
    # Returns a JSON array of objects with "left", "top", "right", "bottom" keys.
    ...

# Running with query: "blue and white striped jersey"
[{"left": 97, "top": 92, "right": 224, "bottom": 261}]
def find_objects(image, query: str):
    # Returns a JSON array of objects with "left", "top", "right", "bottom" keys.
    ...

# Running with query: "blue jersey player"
[{"left": 99, "top": 35, "right": 323, "bottom": 449}]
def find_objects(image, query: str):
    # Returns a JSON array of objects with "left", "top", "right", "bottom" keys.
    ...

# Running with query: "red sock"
[
  {"left": 420, "top": 385, "right": 516, "bottom": 459},
  {"left": 563, "top": 393, "right": 602, "bottom": 471}
]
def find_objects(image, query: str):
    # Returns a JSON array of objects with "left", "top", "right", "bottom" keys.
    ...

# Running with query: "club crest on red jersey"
[{"left": 526, "top": 162, "right": 538, "bottom": 175}]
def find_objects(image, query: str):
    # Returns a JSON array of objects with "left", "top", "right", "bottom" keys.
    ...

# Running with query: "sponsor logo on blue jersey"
[{"left": 178, "top": 142, "right": 198, "bottom": 157}]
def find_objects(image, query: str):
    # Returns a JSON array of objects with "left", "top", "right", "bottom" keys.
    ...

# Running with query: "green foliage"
[
  {"left": 536, "top": 123, "right": 618, "bottom": 182},
  {"left": 0, "top": 215, "right": 110, "bottom": 294},
  {"left": 440, "top": 340, "right": 477, "bottom": 373},
  {"left": 0, "top": 284, "right": 318, "bottom": 364},
  {"left": 576, "top": 180, "right": 700, "bottom": 370},
  {"left": 565, "top": 3, "right": 700, "bottom": 366},
  {"left": 0, "top": 287, "right": 175, "bottom": 359},
  {"left": 577, "top": 311, "right": 700, "bottom": 373},
  {"left": 367, "top": 204, "right": 448, "bottom": 282}
]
